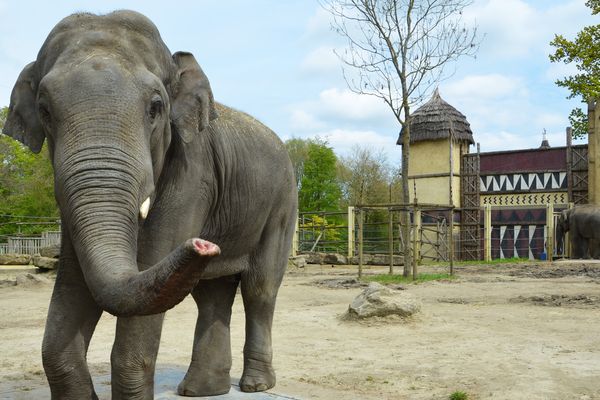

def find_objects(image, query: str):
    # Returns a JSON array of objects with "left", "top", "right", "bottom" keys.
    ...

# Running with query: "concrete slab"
[
  {"left": 553, "top": 258, "right": 600, "bottom": 264},
  {"left": 0, "top": 366, "right": 300, "bottom": 400}
]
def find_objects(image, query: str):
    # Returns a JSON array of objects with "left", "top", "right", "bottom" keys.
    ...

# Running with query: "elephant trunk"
[{"left": 56, "top": 131, "right": 218, "bottom": 317}]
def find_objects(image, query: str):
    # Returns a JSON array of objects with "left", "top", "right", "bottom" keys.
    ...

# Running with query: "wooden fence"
[{"left": 0, "top": 231, "right": 61, "bottom": 255}]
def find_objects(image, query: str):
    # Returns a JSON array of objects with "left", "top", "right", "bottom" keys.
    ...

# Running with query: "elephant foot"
[
  {"left": 177, "top": 369, "right": 231, "bottom": 397},
  {"left": 240, "top": 357, "right": 276, "bottom": 393}
]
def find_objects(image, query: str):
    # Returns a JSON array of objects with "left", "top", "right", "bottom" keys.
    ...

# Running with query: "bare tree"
[
  {"left": 338, "top": 146, "right": 395, "bottom": 206},
  {"left": 321, "top": 0, "right": 479, "bottom": 276}
]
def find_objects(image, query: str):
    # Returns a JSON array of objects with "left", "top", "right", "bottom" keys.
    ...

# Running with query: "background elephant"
[
  {"left": 556, "top": 205, "right": 600, "bottom": 259},
  {"left": 3, "top": 10, "right": 297, "bottom": 399}
]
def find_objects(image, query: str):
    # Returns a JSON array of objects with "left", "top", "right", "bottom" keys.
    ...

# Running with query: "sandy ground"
[{"left": 1, "top": 261, "right": 600, "bottom": 400}]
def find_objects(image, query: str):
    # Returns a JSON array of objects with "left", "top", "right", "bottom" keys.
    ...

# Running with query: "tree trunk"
[{"left": 401, "top": 121, "right": 411, "bottom": 277}]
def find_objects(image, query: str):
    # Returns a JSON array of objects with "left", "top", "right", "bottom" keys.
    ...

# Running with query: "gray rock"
[
  {"left": 323, "top": 253, "right": 347, "bottom": 265},
  {"left": 348, "top": 254, "right": 404, "bottom": 266},
  {"left": 33, "top": 256, "right": 59, "bottom": 270},
  {"left": 15, "top": 273, "right": 51, "bottom": 286},
  {"left": 347, "top": 282, "right": 421, "bottom": 319},
  {"left": 0, "top": 254, "right": 32, "bottom": 265},
  {"left": 40, "top": 245, "right": 60, "bottom": 259},
  {"left": 305, "top": 252, "right": 325, "bottom": 265},
  {"left": 0, "top": 279, "right": 17, "bottom": 288},
  {"left": 288, "top": 255, "right": 307, "bottom": 268}
]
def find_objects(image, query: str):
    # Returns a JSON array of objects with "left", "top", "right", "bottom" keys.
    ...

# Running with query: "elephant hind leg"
[
  {"left": 572, "top": 236, "right": 588, "bottom": 259},
  {"left": 177, "top": 274, "right": 240, "bottom": 397},
  {"left": 239, "top": 280, "right": 278, "bottom": 393},
  {"left": 239, "top": 214, "right": 292, "bottom": 393}
]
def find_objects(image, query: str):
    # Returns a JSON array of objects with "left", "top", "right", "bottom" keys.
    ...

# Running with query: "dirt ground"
[{"left": 1, "top": 261, "right": 600, "bottom": 400}]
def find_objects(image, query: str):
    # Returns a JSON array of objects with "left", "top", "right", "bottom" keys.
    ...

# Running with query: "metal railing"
[{"left": 0, "top": 231, "right": 61, "bottom": 256}]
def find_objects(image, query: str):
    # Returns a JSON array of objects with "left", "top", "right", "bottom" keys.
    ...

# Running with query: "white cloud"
[
  {"left": 290, "top": 109, "right": 326, "bottom": 131},
  {"left": 287, "top": 87, "right": 393, "bottom": 139},
  {"left": 466, "top": 0, "right": 539, "bottom": 58},
  {"left": 476, "top": 130, "right": 532, "bottom": 152},
  {"left": 316, "top": 87, "right": 389, "bottom": 121},
  {"left": 443, "top": 74, "right": 525, "bottom": 100},
  {"left": 545, "top": 62, "right": 578, "bottom": 84},
  {"left": 467, "top": 0, "right": 594, "bottom": 59},
  {"left": 304, "top": 7, "right": 333, "bottom": 40},
  {"left": 439, "top": 74, "right": 531, "bottom": 136},
  {"left": 534, "top": 113, "right": 567, "bottom": 131},
  {"left": 476, "top": 127, "right": 568, "bottom": 153},
  {"left": 317, "top": 128, "right": 401, "bottom": 164},
  {"left": 300, "top": 46, "right": 340, "bottom": 74}
]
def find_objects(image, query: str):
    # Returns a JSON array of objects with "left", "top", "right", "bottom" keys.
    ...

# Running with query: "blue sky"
[{"left": 0, "top": 0, "right": 595, "bottom": 165}]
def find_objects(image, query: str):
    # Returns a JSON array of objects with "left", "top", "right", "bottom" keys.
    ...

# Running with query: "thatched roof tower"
[{"left": 396, "top": 89, "right": 474, "bottom": 145}]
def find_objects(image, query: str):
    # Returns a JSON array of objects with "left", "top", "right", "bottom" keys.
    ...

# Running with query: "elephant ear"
[
  {"left": 3, "top": 62, "right": 45, "bottom": 153},
  {"left": 170, "top": 52, "right": 218, "bottom": 143}
]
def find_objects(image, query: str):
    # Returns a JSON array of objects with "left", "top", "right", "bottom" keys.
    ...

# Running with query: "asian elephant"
[
  {"left": 556, "top": 205, "right": 600, "bottom": 259},
  {"left": 3, "top": 10, "right": 297, "bottom": 400}
]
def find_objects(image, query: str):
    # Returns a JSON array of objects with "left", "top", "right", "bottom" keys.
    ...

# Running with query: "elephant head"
[
  {"left": 3, "top": 11, "right": 219, "bottom": 316},
  {"left": 556, "top": 209, "right": 570, "bottom": 256}
]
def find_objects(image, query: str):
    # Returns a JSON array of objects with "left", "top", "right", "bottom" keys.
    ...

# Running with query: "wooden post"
[
  {"left": 347, "top": 206, "right": 355, "bottom": 258},
  {"left": 449, "top": 208, "right": 455, "bottom": 275},
  {"left": 292, "top": 212, "right": 299, "bottom": 257},
  {"left": 388, "top": 209, "right": 394, "bottom": 275},
  {"left": 567, "top": 202, "right": 574, "bottom": 258},
  {"left": 589, "top": 100, "right": 599, "bottom": 205},
  {"left": 484, "top": 204, "right": 492, "bottom": 262},
  {"left": 449, "top": 134, "right": 454, "bottom": 206},
  {"left": 412, "top": 207, "right": 421, "bottom": 280},
  {"left": 546, "top": 203, "right": 554, "bottom": 261},
  {"left": 357, "top": 208, "right": 363, "bottom": 279},
  {"left": 566, "top": 127, "right": 573, "bottom": 203}
]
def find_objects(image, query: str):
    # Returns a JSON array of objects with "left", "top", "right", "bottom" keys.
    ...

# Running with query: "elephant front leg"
[
  {"left": 178, "top": 275, "right": 240, "bottom": 397},
  {"left": 111, "top": 314, "right": 165, "bottom": 400},
  {"left": 42, "top": 245, "right": 102, "bottom": 399}
]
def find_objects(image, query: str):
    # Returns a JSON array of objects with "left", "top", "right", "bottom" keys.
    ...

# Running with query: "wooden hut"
[{"left": 397, "top": 89, "right": 474, "bottom": 206}]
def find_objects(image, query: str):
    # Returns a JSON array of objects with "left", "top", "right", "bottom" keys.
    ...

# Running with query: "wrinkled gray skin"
[
  {"left": 556, "top": 205, "right": 600, "bottom": 259},
  {"left": 3, "top": 10, "right": 297, "bottom": 399}
]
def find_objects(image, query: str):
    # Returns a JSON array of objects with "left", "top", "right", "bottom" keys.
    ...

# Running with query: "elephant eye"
[{"left": 149, "top": 96, "right": 163, "bottom": 121}]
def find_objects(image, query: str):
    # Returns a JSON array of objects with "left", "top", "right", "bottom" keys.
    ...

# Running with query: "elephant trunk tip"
[{"left": 191, "top": 238, "right": 221, "bottom": 257}]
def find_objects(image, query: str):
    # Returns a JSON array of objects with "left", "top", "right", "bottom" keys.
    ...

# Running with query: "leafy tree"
[
  {"left": 285, "top": 137, "right": 309, "bottom": 190},
  {"left": 298, "top": 140, "right": 341, "bottom": 211},
  {"left": 338, "top": 146, "right": 398, "bottom": 206},
  {"left": 549, "top": 0, "right": 600, "bottom": 139},
  {"left": 0, "top": 107, "right": 59, "bottom": 237}
]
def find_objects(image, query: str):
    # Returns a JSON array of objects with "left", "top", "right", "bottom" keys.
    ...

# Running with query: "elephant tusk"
[{"left": 139, "top": 197, "right": 151, "bottom": 219}]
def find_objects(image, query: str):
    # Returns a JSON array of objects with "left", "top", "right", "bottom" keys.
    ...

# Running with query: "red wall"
[{"left": 480, "top": 147, "right": 567, "bottom": 174}]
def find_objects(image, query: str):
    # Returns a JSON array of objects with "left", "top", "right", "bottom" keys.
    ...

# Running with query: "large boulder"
[
  {"left": 346, "top": 282, "right": 421, "bottom": 319},
  {"left": 349, "top": 254, "right": 404, "bottom": 266},
  {"left": 288, "top": 255, "right": 307, "bottom": 268},
  {"left": 305, "top": 252, "right": 325, "bottom": 265},
  {"left": 0, "top": 254, "right": 32, "bottom": 265},
  {"left": 33, "top": 256, "right": 59, "bottom": 270},
  {"left": 40, "top": 245, "right": 60, "bottom": 259},
  {"left": 323, "top": 253, "right": 348, "bottom": 265}
]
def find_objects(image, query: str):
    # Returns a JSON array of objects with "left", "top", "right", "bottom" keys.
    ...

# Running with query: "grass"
[
  {"left": 449, "top": 391, "right": 469, "bottom": 400},
  {"left": 364, "top": 272, "right": 455, "bottom": 284}
]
